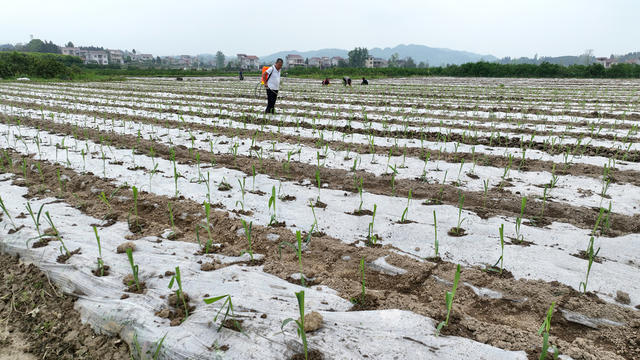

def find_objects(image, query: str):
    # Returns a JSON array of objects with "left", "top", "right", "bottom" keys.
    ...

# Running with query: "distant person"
[
  {"left": 262, "top": 58, "right": 283, "bottom": 114},
  {"left": 361, "top": 77, "right": 368, "bottom": 85},
  {"left": 322, "top": 77, "right": 330, "bottom": 86},
  {"left": 342, "top": 77, "right": 351, "bottom": 86},
  {"left": 239, "top": 70, "right": 244, "bottom": 80}
]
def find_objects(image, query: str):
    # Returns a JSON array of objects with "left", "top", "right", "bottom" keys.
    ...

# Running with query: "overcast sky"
[{"left": 1, "top": 0, "right": 636, "bottom": 58}]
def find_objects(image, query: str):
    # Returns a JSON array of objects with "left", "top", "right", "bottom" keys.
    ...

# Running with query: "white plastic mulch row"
[
  {"left": 3, "top": 81, "right": 639, "bottom": 122},
  {"left": 3, "top": 94, "right": 639, "bottom": 177},
  {"left": 3, "top": 105, "right": 638, "bottom": 217},
  {"left": 3, "top": 84, "right": 640, "bottom": 139},
  {"left": 1, "top": 123, "right": 639, "bottom": 308},
  {"left": 0, "top": 175, "right": 526, "bottom": 359}
]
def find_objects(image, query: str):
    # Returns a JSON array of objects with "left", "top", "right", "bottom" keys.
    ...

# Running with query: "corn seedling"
[
  {"left": 400, "top": 189, "right": 412, "bottom": 223},
  {"left": 43, "top": 211, "right": 70, "bottom": 256},
  {"left": 203, "top": 294, "right": 241, "bottom": 332},
  {"left": 240, "top": 220, "right": 254, "bottom": 261},
  {"left": 537, "top": 302, "right": 558, "bottom": 360},
  {"left": 93, "top": 226, "right": 105, "bottom": 277},
  {"left": 25, "top": 202, "right": 45, "bottom": 237},
  {"left": 129, "top": 186, "right": 141, "bottom": 231},
  {"left": 201, "top": 201, "right": 214, "bottom": 253},
  {"left": 281, "top": 291, "right": 309, "bottom": 360},
  {"left": 236, "top": 178, "right": 246, "bottom": 211},
  {"left": 436, "top": 264, "right": 461, "bottom": 336},
  {"left": 126, "top": 247, "right": 141, "bottom": 291},
  {"left": 168, "top": 266, "right": 189, "bottom": 320},
  {"left": 0, "top": 195, "right": 18, "bottom": 230},
  {"left": 488, "top": 224, "right": 505, "bottom": 274},
  {"left": 268, "top": 185, "right": 277, "bottom": 225},
  {"left": 433, "top": 210, "right": 439, "bottom": 258},
  {"left": 514, "top": 197, "right": 527, "bottom": 243},
  {"left": 367, "top": 204, "right": 378, "bottom": 244},
  {"left": 167, "top": 201, "right": 175, "bottom": 233},
  {"left": 279, "top": 230, "right": 307, "bottom": 286}
]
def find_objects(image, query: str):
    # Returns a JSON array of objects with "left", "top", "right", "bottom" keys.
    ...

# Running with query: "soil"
[{"left": 0, "top": 253, "right": 130, "bottom": 360}]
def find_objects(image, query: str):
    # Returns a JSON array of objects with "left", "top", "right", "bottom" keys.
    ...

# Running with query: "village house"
[
  {"left": 308, "top": 57, "right": 321, "bottom": 67},
  {"left": 285, "top": 54, "right": 305, "bottom": 68},
  {"left": 108, "top": 50, "right": 124, "bottom": 64},
  {"left": 237, "top": 54, "right": 260, "bottom": 70},
  {"left": 331, "top": 56, "right": 344, "bottom": 66},
  {"left": 595, "top": 57, "right": 617, "bottom": 69},
  {"left": 365, "top": 56, "right": 388, "bottom": 68}
]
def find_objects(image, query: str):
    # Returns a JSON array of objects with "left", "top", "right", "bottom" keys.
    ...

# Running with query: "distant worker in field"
[
  {"left": 342, "top": 77, "right": 352, "bottom": 86},
  {"left": 361, "top": 77, "right": 368, "bottom": 85},
  {"left": 239, "top": 70, "right": 244, "bottom": 80},
  {"left": 322, "top": 77, "right": 330, "bottom": 86},
  {"left": 262, "top": 58, "right": 283, "bottom": 114}
]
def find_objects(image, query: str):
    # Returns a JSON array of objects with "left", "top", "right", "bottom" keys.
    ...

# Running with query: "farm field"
[{"left": 0, "top": 76, "right": 639, "bottom": 359}]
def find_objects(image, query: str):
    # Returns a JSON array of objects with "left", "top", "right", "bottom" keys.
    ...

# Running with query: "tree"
[
  {"left": 418, "top": 61, "right": 427, "bottom": 68},
  {"left": 348, "top": 47, "right": 369, "bottom": 67},
  {"left": 405, "top": 57, "right": 416, "bottom": 68},
  {"left": 215, "top": 51, "right": 225, "bottom": 69},
  {"left": 66, "top": 41, "right": 74, "bottom": 48},
  {"left": 388, "top": 53, "right": 400, "bottom": 67},
  {"left": 132, "top": 49, "right": 136, "bottom": 55}
]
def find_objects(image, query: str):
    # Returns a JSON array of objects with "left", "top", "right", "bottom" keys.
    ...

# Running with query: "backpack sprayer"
[{"left": 253, "top": 65, "right": 285, "bottom": 98}]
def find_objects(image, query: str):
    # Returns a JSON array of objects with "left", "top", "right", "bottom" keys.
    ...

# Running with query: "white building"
[
  {"left": 365, "top": 56, "right": 388, "bottom": 68},
  {"left": 108, "top": 50, "right": 124, "bottom": 64},
  {"left": 308, "top": 57, "right": 321, "bottom": 67},
  {"left": 237, "top": 54, "right": 260, "bottom": 70},
  {"left": 595, "top": 57, "right": 616, "bottom": 69},
  {"left": 331, "top": 56, "right": 344, "bottom": 66},
  {"left": 286, "top": 54, "right": 304, "bottom": 68},
  {"left": 61, "top": 47, "right": 108, "bottom": 65}
]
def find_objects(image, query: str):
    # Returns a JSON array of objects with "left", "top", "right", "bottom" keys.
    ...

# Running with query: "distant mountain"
[{"left": 260, "top": 44, "right": 496, "bottom": 66}]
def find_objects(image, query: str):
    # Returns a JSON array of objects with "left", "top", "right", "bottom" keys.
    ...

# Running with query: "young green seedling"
[
  {"left": 537, "top": 301, "right": 558, "bottom": 360},
  {"left": 240, "top": 220, "right": 254, "bottom": 261},
  {"left": 126, "top": 247, "right": 141, "bottom": 291},
  {"left": 436, "top": 264, "right": 461, "bottom": 336},
  {"left": 433, "top": 210, "right": 439, "bottom": 258},
  {"left": 168, "top": 266, "right": 189, "bottom": 320},
  {"left": 368, "top": 204, "right": 378, "bottom": 244},
  {"left": 93, "top": 226, "right": 105, "bottom": 277},
  {"left": 515, "top": 197, "right": 527, "bottom": 243},
  {"left": 25, "top": 202, "right": 45, "bottom": 237},
  {"left": 281, "top": 291, "right": 309, "bottom": 360},
  {"left": 203, "top": 294, "right": 241, "bottom": 332},
  {"left": 0, "top": 195, "right": 18, "bottom": 230},
  {"left": 44, "top": 211, "right": 69, "bottom": 257},
  {"left": 400, "top": 189, "right": 412, "bottom": 223},
  {"left": 489, "top": 224, "right": 505, "bottom": 274},
  {"left": 268, "top": 185, "right": 277, "bottom": 225},
  {"left": 279, "top": 231, "right": 307, "bottom": 287}
]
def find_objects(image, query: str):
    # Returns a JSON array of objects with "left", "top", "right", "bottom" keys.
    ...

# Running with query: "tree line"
[{"left": 2, "top": 51, "right": 640, "bottom": 80}]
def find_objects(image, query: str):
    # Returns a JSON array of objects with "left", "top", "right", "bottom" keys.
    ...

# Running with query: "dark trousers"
[{"left": 265, "top": 88, "right": 278, "bottom": 114}]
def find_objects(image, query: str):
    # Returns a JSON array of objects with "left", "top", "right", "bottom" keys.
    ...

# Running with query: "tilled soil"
[
  {"left": 1, "top": 154, "right": 639, "bottom": 359},
  {"left": 0, "top": 253, "right": 130, "bottom": 360}
]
